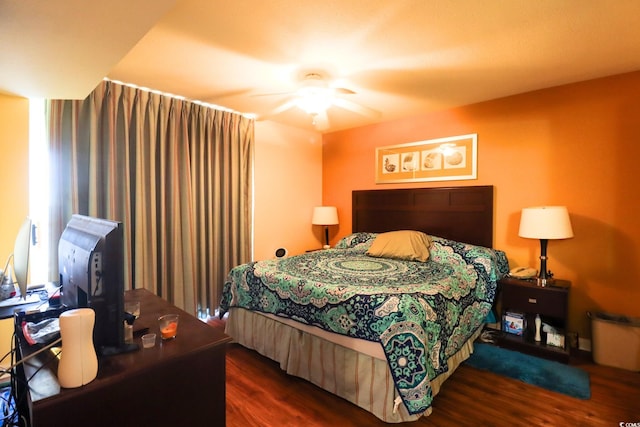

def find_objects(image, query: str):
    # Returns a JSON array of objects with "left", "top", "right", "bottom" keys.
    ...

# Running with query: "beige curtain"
[{"left": 46, "top": 80, "right": 254, "bottom": 315}]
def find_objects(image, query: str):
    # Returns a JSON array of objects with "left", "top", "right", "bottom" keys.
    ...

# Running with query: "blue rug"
[{"left": 466, "top": 343, "right": 591, "bottom": 399}]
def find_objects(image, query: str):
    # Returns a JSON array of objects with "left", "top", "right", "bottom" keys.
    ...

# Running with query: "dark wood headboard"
[{"left": 352, "top": 186, "right": 494, "bottom": 247}]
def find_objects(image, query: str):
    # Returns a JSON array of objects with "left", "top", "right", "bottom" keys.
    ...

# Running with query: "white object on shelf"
[{"left": 534, "top": 314, "right": 542, "bottom": 342}]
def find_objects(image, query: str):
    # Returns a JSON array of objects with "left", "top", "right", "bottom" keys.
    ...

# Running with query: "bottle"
[{"left": 534, "top": 314, "right": 542, "bottom": 342}]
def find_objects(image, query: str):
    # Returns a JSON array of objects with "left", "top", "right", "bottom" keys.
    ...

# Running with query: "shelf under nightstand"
[{"left": 495, "top": 277, "right": 571, "bottom": 363}]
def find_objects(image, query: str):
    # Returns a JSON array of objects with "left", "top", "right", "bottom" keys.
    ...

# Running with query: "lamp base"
[
  {"left": 536, "top": 277, "right": 556, "bottom": 287},
  {"left": 537, "top": 238, "right": 554, "bottom": 287}
]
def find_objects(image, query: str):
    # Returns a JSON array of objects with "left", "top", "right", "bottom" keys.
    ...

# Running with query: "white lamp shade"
[
  {"left": 312, "top": 206, "right": 339, "bottom": 225},
  {"left": 518, "top": 206, "right": 574, "bottom": 239}
]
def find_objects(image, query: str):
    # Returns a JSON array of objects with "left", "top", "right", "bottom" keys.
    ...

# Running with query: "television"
[{"left": 58, "top": 214, "right": 135, "bottom": 355}]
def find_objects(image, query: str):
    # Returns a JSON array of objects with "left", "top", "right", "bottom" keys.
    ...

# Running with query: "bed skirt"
[{"left": 225, "top": 307, "right": 481, "bottom": 423}]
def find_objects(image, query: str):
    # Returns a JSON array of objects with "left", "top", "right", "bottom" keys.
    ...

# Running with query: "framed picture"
[{"left": 375, "top": 134, "right": 477, "bottom": 184}]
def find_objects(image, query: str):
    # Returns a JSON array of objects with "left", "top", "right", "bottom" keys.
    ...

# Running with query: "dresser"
[{"left": 14, "top": 289, "right": 231, "bottom": 427}]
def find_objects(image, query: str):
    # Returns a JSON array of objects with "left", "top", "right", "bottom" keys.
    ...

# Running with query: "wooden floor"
[{"left": 208, "top": 317, "right": 640, "bottom": 426}]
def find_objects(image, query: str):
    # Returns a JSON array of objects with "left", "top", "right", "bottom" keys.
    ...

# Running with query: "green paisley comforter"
[{"left": 219, "top": 233, "right": 509, "bottom": 415}]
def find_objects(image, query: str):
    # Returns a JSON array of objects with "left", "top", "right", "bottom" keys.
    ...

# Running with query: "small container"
[
  {"left": 158, "top": 314, "right": 180, "bottom": 340},
  {"left": 141, "top": 333, "right": 156, "bottom": 348}
]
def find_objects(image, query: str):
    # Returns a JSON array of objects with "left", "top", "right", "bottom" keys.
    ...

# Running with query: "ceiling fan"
[{"left": 256, "top": 72, "right": 378, "bottom": 130}]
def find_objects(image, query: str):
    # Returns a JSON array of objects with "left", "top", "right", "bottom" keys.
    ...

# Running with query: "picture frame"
[{"left": 375, "top": 134, "right": 477, "bottom": 184}]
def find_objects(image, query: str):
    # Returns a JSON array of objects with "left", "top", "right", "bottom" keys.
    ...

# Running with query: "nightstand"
[{"left": 496, "top": 277, "right": 571, "bottom": 363}]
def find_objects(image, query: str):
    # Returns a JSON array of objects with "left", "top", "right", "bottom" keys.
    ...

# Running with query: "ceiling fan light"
[{"left": 295, "top": 87, "right": 333, "bottom": 115}]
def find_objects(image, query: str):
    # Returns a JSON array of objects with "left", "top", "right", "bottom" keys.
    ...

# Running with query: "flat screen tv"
[{"left": 58, "top": 214, "right": 135, "bottom": 355}]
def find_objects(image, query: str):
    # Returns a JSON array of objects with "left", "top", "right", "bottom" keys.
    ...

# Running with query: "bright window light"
[{"left": 29, "top": 98, "right": 49, "bottom": 284}]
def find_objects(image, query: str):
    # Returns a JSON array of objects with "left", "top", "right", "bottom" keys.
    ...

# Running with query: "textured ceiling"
[
  {"left": 3, "top": 0, "right": 640, "bottom": 132},
  {"left": 0, "top": 0, "right": 175, "bottom": 99}
]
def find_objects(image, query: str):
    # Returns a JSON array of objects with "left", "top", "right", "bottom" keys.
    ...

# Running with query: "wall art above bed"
[{"left": 375, "top": 134, "right": 477, "bottom": 183}]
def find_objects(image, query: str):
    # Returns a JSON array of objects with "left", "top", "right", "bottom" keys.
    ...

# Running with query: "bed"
[{"left": 219, "top": 186, "right": 509, "bottom": 423}]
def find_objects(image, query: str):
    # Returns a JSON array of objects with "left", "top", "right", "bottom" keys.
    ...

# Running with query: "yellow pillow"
[{"left": 366, "top": 230, "right": 431, "bottom": 262}]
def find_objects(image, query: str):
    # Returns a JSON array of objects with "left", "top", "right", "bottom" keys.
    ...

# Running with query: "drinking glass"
[
  {"left": 158, "top": 314, "right": 179, "bottom": 340},
  {"left": 125, "top": 301, "right": 140, "bottom": 319}
]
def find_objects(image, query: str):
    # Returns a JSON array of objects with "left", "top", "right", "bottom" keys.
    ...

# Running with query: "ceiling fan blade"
[
  {"left": 269, "top": 98, "right": 298, "bottom": 116},
  {"left": 312, "top": 111, "right": 330, "bottom": 131},
  {"left": 333, "top": 98, "right": 380, "bottom": 118},
  {"left": 333, "top": 87, "right": 356, "bottom": 95},
  {"left": 250, "top": 90, "right": 295, "bottom": 97},
  {"left": 255, "top": 98, "right": 298, "bottom": 121}
]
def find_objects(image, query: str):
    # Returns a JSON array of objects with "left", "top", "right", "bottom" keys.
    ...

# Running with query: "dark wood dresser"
[{"left": 14, "top": 289, "right": 231, "bottom": 427}]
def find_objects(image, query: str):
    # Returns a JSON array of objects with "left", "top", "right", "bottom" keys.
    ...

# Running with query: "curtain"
[{"left": 46, "top": 80, "right": 254, "bottom": 315}]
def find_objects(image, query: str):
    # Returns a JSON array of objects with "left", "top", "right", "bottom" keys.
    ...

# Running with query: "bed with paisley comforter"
[{"left": 219, "top": 186, "right": 509, "bottom": 423}]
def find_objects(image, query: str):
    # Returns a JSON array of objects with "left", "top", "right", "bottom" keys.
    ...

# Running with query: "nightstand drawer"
[{"left": 502, "top": 285, "right": 568, "bottom": 318}]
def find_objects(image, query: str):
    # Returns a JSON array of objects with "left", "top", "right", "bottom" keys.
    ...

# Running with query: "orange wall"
[
  {"left": 0, "top": 93, "right": 29, "bottom": 367},
  {"left": 322, "top": 71, "right": 640, "bottom": 342},
  {"left": 0, "top": 93, "right": 30, "bottom": 255},
  {"left": 253, "top": 121, "right": 323, "bottom": 260}
]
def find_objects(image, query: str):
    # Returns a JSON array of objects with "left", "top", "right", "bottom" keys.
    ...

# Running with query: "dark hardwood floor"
[{"left": 207, "top": 317, "right": 640, "bottom": 426}]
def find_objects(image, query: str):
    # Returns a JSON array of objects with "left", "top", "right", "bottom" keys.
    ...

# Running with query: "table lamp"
[
  {"left": 312, "top": 206, "right": 339, "bottom": 249},
  {"left": 518, "top": 206, "right": 574, "bottom": 285},
  {"left": 518, "top": 206, "right": 573, "bottom": 286}
]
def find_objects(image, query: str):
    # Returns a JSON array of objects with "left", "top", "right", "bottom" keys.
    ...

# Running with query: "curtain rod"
[{"left": 103, "top": 78, "right": 256, "bottom": 119}]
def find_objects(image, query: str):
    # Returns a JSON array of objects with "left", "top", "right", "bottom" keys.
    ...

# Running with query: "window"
[{"left": 28, "top": 98, "right": 48, "bottom": 284}]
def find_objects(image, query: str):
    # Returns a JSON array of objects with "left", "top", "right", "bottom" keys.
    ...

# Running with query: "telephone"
[{"left": 509, "top": 266, "right": 537, "bottom": 279}]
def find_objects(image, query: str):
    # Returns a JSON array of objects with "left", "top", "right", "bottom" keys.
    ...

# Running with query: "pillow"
[{"left": 366, "top": 230, "right": 431, "bottom": 262}]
